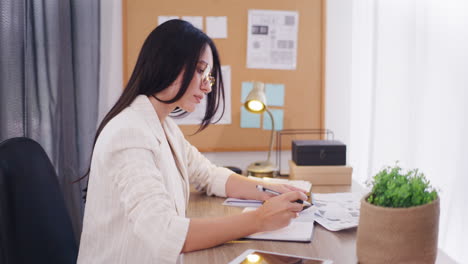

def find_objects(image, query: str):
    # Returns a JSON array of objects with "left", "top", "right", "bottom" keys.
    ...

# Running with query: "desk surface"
[{"left": 184, "top": 182, "right": 455, "bottom": 264}]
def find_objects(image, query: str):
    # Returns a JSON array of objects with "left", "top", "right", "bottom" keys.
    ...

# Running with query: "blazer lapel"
[
  {"left": 129, "top": 95, "right": 165, "bottom": 145},
  {"left": 162, "top": 120, "right": 190, "bottom": 206},
  {"left": 129, "top": 95, "right": 188, "bottom": 214}
]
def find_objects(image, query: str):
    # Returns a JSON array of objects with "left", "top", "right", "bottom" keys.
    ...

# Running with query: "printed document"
[
  {"left": 247, "top": 10, "right": 299, "bottom": 70},
  {"left": 313, "top": 192, "right": 362, "bottom": 231}
]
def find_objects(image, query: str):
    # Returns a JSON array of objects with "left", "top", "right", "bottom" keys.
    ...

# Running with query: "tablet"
[{"left": 228, "top": 249, "right": 333, "bottom": 264}]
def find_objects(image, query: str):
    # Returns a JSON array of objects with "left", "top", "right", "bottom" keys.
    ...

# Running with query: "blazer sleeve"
[
  {"left": 102, "top": 127, "right": 189, "bottom": 263},
  {"left": 182, "top": 137, "right": 233, "bottom": 197}
]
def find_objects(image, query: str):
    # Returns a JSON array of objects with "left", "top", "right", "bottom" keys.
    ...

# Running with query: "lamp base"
[{"left": 246, "top": 160, "right": 278, "bottom": 177}]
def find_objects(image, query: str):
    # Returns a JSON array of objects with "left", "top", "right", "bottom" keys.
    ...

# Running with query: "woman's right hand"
[{"left": 253, "top": 191, "right": 308, "bottom": 232}]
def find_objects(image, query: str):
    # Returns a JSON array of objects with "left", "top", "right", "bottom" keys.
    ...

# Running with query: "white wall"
[
  {"left": 324, "top": 0, "right": 353, "bottom": 147},
  {"left": 325, "top": 0, "right": 376, "bottom": 182}
]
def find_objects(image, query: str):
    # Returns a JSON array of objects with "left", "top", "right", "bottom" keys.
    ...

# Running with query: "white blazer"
[{"left": 77, "top": 95, "right": 233, "bottom": 264}]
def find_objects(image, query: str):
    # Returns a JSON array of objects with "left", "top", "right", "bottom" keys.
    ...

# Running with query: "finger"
[
  {"left": 282, "top": 191, "right": 308, "bottom": 202},
  {"left": 289, "top": 212, "right": 298, "bottom": 220},
  {"left": 259, "top": 192, "right": 275, "bottom": 201},
  {"left": 288, "top": 202, "right": 304, "bottom": 212},
  {"left": 263, "top": 183, "right": 289, "bottom": 194},
  {"left": 283, "top": 184, "right": 308, "bottom": 194},
  {"left": 276, "top": 185, "right": 293, "bottom": 193}
]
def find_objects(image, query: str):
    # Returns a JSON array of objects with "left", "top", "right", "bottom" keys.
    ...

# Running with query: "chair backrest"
[{"left": 0, "top": 137, "right": 78, "bottom": 264}]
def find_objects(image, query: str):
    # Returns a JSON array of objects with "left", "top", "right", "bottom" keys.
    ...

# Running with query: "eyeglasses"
[{"left": 202, "top": 63, "right": 215, "bottom": 88}]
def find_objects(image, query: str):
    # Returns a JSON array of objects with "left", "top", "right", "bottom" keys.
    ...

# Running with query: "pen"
[{"left": 256, "top": 185, "right": 313, "bottom": 208}]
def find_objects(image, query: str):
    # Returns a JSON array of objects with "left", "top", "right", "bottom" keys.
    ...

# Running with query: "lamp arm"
[{"left": 265, "top": 108, "right": 275, "bottom": 162}]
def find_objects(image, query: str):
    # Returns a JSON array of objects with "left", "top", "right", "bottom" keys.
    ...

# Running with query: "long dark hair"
[{"left": 76, "top": 19, "right": 224, "bottom": 187}]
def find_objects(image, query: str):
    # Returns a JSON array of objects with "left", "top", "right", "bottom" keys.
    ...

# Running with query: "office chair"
[{"left": 0, "top": 137, "right": 78, "bottom": 264}]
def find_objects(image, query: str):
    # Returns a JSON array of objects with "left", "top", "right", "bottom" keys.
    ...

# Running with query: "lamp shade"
[{"left": 244, "top": 82, "right": 267, "bottom": 113}]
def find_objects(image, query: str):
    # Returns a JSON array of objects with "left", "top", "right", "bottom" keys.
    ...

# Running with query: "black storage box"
[{"left": 292, "top": 140, "right": 346, "bottom": 166}]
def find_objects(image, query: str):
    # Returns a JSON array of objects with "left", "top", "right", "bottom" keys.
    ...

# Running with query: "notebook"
[{"left": 242, "top": 206, "right": 316, "bottom": 242}]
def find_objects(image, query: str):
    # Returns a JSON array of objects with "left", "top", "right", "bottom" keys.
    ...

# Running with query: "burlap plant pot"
[{"left": 356, "top": 194, "right": 440, "bottom": 264}]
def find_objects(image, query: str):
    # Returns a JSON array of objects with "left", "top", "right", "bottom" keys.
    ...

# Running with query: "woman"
[{"left": 77, "top": 20, "right": 308, "bottom": 264}]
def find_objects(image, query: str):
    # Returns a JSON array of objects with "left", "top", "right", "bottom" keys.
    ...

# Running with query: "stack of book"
[{"left": 289, "top": 160, "right": 352, "bottom": 185}]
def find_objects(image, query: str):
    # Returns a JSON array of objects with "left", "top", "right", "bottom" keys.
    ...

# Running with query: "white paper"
[
  {"left": 182, "top": 16, "right": 203, "bottom": 30},
  {"left": 312, "top": 192, "right": 362, "bottom": 231},
  {"left": 158, "top": 16, "right": 179, "bottom": 25},
  {"left": 247, "top": 10, "right": 299, "bottom": 70},
  {"left": 206, "top": 16, "right": 228, "bottom": 39},
  {"left": 242, "top": 207, "right": 315, "bottom": 241},
  {"left": 174, "top": 65, "right": 231, "bottom": 125}
]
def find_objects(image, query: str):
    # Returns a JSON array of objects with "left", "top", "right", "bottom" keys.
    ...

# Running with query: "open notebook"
[{"left": 242, "top": 207, "right": 316, "bottom": 242}]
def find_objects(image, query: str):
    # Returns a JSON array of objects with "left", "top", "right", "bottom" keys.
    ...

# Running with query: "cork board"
[{"left": 123, "top": 0, "right": 325, "bottom": 152}]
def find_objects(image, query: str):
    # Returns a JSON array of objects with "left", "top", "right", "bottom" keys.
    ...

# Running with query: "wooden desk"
[{"left": 184, "top": 182, "right": 455, "bottom": 264}]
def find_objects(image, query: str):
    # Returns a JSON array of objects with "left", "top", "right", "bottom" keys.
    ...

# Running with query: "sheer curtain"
[
  {"left": 327, "top": 0, "right": 468, "bottom": 262},
  {"left": 0, "top": 0, "right": 100, "bottom": 241}
]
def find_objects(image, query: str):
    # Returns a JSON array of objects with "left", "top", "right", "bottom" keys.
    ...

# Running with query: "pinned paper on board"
[
  {"left": 265, "top": 83, "right": 285, "bottom": 106},
  {"left": 182, "top": 16, "right": 203, "bottom": 30},
  {"left": 206, "top": 16, "right": 228, "bottom": 39},
  {"left": 240, "top": 81, "right": 285, "bottom": 130},
  {"left": 247, "top": 10, "right": 299, "bottom": 70},
  {"left": 240, "top": 107, "right": 260, "bottom": 128},
  {"left": 263, "top": 109, "right": 284, "bottom": 131},
  {"left": 241, "top": 82, "right": 285, "bottom": 107},
  {"left": 241, "top": 82, "right": 254, "bottom": 103},
  {"left": 173, "top": 65, "right": 232, "bottom": 125},
  {"left": 158, "top": 16, "right": 179, "bottom": 25}
]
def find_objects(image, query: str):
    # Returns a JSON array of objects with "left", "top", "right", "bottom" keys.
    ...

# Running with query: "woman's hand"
[
  {"left": 257, "top": 182, "right": 308, "bottom": 201},
  {"left": 224, "top": 173, "right": 310, "bottom": 201},
  {"left": 253, "top": 191, "right": 308, "bottom": 232}
]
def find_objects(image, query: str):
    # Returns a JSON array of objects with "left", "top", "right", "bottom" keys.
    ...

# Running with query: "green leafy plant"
[{"left": 367, "top": 163, "right": 438, "bottom": 208}]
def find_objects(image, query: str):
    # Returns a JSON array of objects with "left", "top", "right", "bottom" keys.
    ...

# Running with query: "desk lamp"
[{"left": 244, "top": 82, "right": 277, "bottom": 177}]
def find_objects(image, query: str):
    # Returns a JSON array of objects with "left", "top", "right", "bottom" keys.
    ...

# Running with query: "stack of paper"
[{"left": 312, "top": 192, "right": 362, "bottom": 231}]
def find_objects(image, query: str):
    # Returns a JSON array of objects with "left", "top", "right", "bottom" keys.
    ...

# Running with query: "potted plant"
[{"left": 356, "top": 164, "right": 440, "bottom": 263}]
